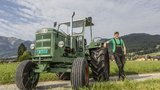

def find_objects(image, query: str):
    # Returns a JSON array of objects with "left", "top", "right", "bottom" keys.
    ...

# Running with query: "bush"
[{"left": 18, "top": 51, "right": 32, "bottom": 62}]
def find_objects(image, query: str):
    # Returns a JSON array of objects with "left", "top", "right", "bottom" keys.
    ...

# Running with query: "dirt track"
[{"left": 1, "top": 73, "right": 160, "bottom": 90}]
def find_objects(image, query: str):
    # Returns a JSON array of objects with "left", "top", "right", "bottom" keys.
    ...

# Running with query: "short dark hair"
[{"left": 114, "top": 32, "right": 119, "bottom": 35}]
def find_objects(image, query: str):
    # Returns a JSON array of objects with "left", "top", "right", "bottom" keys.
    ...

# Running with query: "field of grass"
[
  {"left": 0, "top": 62, "right": 58, "bottom": 84},
  {"left": 80, "top": 79, "right": 160, "bottom": 90},
  {"left": 1, "top": 61, "right": 160, "bottom": 84},
  {"left": 110, "top": 61, "right": 160, "bottom": 75}
]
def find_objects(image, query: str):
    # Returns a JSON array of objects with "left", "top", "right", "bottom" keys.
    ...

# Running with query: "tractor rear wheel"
[
  {"left": 57, "top": 72, "right": 70, "bottom": 80},
  {"left": 15, "top": 60, "right": 39, "bottom": 90},
  {"left": 71, "top": 58, "right": 89, "bottom": 90},
  {"left": 90, "top": 48, "right": 110, "bottom": 81}
]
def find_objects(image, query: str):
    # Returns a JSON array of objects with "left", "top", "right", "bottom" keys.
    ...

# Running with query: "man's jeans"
[{"left": 113, "top": 53, "right": 125, "bottom": 78}]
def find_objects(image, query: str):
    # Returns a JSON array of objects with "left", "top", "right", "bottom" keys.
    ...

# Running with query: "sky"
[{"left": 0, "top": 0, "right": 160, "bottom": 40}]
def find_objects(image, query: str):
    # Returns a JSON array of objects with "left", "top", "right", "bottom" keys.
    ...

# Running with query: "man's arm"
[
  {"left": 103, "top": 39, "right": 112, "bottom": 48},
  {"left": 121, "top": 39, "right": 126, "bottom": 55},
  {"left": 123, "top": 45, "right": 126, "bottom": 55}
]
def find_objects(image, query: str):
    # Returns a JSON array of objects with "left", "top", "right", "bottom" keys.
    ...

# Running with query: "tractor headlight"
[
  {"left": 30, "top": 44, "right": 35, "bottom": 50},
  {"left": 58, "top": 41, "right": 64, "bottom": 48}
]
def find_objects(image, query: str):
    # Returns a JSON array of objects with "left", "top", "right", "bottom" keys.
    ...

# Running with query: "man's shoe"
[
  {"left": 121, "top": 75, "right": 126, "bottom": 81},
  {"left": 117, "top": 76, "right": 121, "bottom": 81}
]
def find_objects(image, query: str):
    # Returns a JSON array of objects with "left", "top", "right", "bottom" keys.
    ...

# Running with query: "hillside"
[
  {"left": 0, "top": 36, "right": 32, "bottom": 58},
  {"left": 121, "top": 33, "right": 160, "bottom": 54},
  {"left": 0, "top": 33, "right": 159, "bottom": 58}
]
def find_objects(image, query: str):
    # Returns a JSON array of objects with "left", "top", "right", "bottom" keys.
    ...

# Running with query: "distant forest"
[{"left": 122, "top": 33, "right": 160, "bottom": 55}]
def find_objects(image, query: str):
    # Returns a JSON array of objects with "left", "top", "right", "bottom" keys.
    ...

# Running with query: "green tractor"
[{"left": 15, "top": 12, "right": 110, "bottom": 90}]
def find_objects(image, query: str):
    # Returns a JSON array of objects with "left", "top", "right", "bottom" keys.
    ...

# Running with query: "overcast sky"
[{"left": 0, "top": 0, "right": 160, "bottom": 40}]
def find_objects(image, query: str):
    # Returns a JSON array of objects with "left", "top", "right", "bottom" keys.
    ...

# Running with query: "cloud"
[{"left": 0, "top": 0, "right": 160, "bottom": 40}]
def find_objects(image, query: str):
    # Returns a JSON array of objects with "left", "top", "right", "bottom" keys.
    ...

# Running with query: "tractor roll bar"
[{"left": 57, "top": 12, "right": 94, "bottom": 48}]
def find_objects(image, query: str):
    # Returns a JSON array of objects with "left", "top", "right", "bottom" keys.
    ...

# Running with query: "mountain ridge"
[
  {"left": 121, "top": 33, "right": 160, "bottom": 53},
  {"left": 0, "top": 33, "right": 159, "bottom": 58},
  {"left": 0, "top": 36, "right": 32, "bottom": 58}
]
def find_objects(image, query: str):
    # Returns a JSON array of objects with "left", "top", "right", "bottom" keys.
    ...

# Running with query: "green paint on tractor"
[{"left": 15, "top": 13, "right": 110, "bottom": 90}]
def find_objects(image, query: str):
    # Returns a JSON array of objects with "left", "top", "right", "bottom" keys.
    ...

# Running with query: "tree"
[
  {"left": 17, "top": 43, "right": 27, "bottom": 61},
  {"left": 18, "top": 50, "right": 32, "bottom": 62}
]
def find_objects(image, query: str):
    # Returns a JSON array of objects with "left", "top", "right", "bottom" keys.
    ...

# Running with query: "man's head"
[{"left": 114, "top": 32, "right": 119, "bottom": 38}]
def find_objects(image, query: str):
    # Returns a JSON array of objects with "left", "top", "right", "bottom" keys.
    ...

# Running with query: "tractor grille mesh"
[
  {"left": 36, "top": 33, "right": 51, "bottom": 40},
  {"left": 35, "top": 33, "right": 51, "bottom": 55},
  {"left": 36, "top": 33, "right": 51, "bottom": 47},
  {"left": 43, "top": 41, "right": 51, "bottom": 47}
]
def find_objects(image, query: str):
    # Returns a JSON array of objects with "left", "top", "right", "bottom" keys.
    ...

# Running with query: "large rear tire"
[
  {"left": 90, "top": 48, "right": 110, "bottom": 81},
  {"left": 71, "top": 58, "right": 89, "bottom": 90},
  {"left": 15, "top": 60, "right": 39, "bottom": 90},
  {"left": 57, "top": 72, "right": 70, "bottom": 80}
]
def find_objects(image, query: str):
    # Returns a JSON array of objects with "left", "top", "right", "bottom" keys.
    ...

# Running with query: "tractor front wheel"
[
  {"left": 71, "top": 58, "right": 89, "bottom": 90},
  {"left": 15, "top": 60, "right": 39, "bottom": 90}
]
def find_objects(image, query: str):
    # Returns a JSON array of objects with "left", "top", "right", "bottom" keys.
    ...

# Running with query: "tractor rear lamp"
[{"left": 58, "top": 41, "right": 64, "bottom": 48}]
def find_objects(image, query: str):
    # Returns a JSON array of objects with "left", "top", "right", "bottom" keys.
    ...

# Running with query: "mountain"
[
  {"left": 121, "top": 33, "right": 160, "bottom": 54},
  {"left": 0, "top": 36, "right": 32, "bottom": 58},
  {"left": 0, "top": 33, "right": 159, "bottom": 58},
  {"left": 100, "top": 33, "right": 160, "bottom": 54}
]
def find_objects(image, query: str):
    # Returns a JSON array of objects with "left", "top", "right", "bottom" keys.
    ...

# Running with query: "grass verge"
[
  {"left": 1, "top": 61, "right": 160, "bottom": 84},
  {"left": 0, "top": 62, "right": 58, "bottom": 84},
  {"left": 80, "top": 79, "right": 160, "bottom": 90}
]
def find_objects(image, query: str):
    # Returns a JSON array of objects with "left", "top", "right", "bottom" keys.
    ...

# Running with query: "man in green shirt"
[{"left": 104, "top": 32, "right": 126, "bottom": 80}]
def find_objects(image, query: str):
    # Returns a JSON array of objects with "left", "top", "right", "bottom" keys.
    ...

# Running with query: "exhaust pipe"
[{"left": 70, "top": 12, "right": 75, "bottom": 49}]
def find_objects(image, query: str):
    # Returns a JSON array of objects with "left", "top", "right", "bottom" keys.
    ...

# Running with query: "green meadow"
[
  {"left": 1, "top": 61, "right": 160, "bottom": 84},
  {"left": 80, "top": 79, "right": 160, "bottom": 90}
]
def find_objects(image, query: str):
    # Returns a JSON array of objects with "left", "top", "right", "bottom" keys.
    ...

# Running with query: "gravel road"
[{"left": 1, "top": 73, "right": 160, "bottom": 90}]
